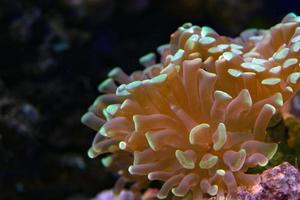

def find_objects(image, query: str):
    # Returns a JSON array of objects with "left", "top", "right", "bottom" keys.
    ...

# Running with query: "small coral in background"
[{"left": 82, "top": 13, "right": 300, "bottom": 199}]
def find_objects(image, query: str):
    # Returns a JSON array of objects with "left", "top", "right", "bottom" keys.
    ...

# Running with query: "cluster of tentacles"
[{"left": 82, "top": 13, "right": 300, "bottom": 199}]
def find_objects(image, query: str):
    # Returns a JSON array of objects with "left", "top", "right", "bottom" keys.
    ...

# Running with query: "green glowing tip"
[
  {"left": 288, "top": 12, "right": 297, "bottom": 17},
  {"left": 142, "top": 80, "right": 151, "bottom": 85},
  {"left": 258, "top": 157, "right": 269, "bottom": 167},
  {"left": 87, "top": 148, "right": 96, "bottom": 159},
  {"left": 274, "top": 93, "right": 283, "bottom": 106},
  {"left": 145, "top": 132, "right": 156, "bottom": 151},
  {"left": 132, "top": 115, "right": 140, "bottom": 131},
  {"left": 80, "top": 112, "right": 89, "bottom": 124},
  {"left": 292, "top": 42, "right": 300, "bottom": 52},
  {"left": 227, "top": 69, "right": 242, "bottom": 77},
  {"left": 289, "top": 72, "right": 300, "bottom": 84},
  {"left": 230, "top": 43, "right": 243, "bottom": 50},
  {"left": 119, "top": 141, "right": 127, "bottom": 150},
  {"left": 261, "top": 78, "right": 281, "bottom": 85},
  {"left": 283, "top": 58, "right": 298, "bottom": 69},
  {"left": 273, "top": 48, "right": 289, "bottom": 60},
  {"left": 139, "top": 53, "right": 156, "bottom": 65},
  {"left": 214, "top": 90, "right": 232, "bottom": 101},
  {"left": 108, "top": 67, "right": 121, "bottom": 77},
  {"left": 231, "top": 48, "right": 243, "bottom": 55},
  {"left": 190, "top": 34, "right": 199, "bottom": 42},
  {"left": 217, "top": 44, "right": 229, "bottom": 50},
  {"left": 286, "top": 86, "right": 293, "bottom": 93},
  {"left": 99, "top": 126, "right": 106, "bottom": 136},
  {"left": 175, "top": 150, "right": 195, "bottom": 169},
  {"left": 128, "top": 165, "right": 134, "bottom": 175},
  {"left": 216, "top": 169, "right": 226, "bottom": 176},
  {"left": 98, "top": 78, "right": 114, "bottom": 92},
  {"left": 192, "top": 25, "right": 201, "bottom": 33},
  {"left": 116, "top": 84, "right": 130, "bottom": 96},
  {"left": 208, "top": 185, "right": 218, "bottom": 196},
  {"left": 242, "top": 141, "right": 278, "bottom": 160},
  {"left": 199, "top": 154, "right": 218, "bottom": 169},
  {"left": 171, "top": 188, "right": 184, "bottom": 197},
  {"left": 101, "top": 156, "right": 113, "bottom": 167},
  {"left": 186, "top": 34, "right": 199, "bottom": 50},
  {"left": 199, "top": 36, "right": 216, "bottom": 45},
  {"left": 252, "top": 58, "right": 267, "bottom": 65},
  {"left": 150, "top": 74, "right": 167, "bottom": 84},
  {"left": 105, "top": 104, "right": 119, "bottom": 115},
  {"left": 171, "top": 49, "right": 184, "bottom": 62},
  {"left": 264, "top": 104, "right": 276, "bottom": 115},
  {"left": 201, "top": 26, "right": 215, "bottom": 37},
  {"left": 102, "top": 109, "right": 110, "bottom": 120},
  {"left": 125, "top": 81, "right": 142, "bottom": 90},
  {"left": 241, "top": 62, "right": 265, "bottom": 72},
  {"left": 267, "top": 143, "right": 278, "bottom": 159},
  {"left": 269, "top": 66, "right": 281, "bottom": 73},
  {"left": 223, "top": 51, "right": 233, "bottom": 61},
  {"left": 120, "top": 99, "right": 130, "bottom": 109},
  {"left": 189, "top": 123, "right": 210, "bottom": 145},
  {"left": 242, "top": 72, "right": 256, "bottom": 76},
  {"left": 208, "top": 47, "right": 222, "bottom": 54},
  {"left": 182, "top": 22, "right": 192, "bottom": 28},
  {"left": 213, "top": 123, "right": 227, "bottom": 151}
]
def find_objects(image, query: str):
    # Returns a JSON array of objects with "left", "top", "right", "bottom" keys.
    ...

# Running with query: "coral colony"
[{"left": 82, "top": 13, "right": 300, "bottom": 199}]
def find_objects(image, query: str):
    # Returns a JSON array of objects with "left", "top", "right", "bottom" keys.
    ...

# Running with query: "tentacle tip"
[
  {"left": 87, "top": 148, "right": 96, "bottom": 159},
  {"left": 99, "top": 126, "right": 107, "bottom": 136},
  {"left": 128, "top": 165, "right": 134, "bottom": 175}
]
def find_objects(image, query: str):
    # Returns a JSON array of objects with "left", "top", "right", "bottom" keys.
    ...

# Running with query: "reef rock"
[
  {"left": 237, "top": 162, "right": 300, "bottom": 200},
  {"left": 92, "top": 190, "right": 135, "bottom": 200}
]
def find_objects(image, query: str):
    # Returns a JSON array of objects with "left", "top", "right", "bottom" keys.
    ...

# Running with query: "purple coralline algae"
[
  {"left": 92, "top": 190, "right": 135, "bottom": 200},
  {"left": 237, "top": 162, "right": 300, "bottom": 200}
]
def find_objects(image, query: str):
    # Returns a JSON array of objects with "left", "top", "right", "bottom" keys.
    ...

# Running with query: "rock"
[
  {"left": 92, "top": 190, "right": 135, "bottom": 200},
  {"left": 237, "top": 162, "right": 300, "bottom": 200}
]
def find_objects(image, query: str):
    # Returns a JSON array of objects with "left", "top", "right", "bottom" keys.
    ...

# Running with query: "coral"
[
  {"left": 169, "top": 13, "right": 300, "bottom": 104},
  {"left": 81, "top": 55, "right": 167, "bottom": 195},
  {"left": 92, "top": 162, "right": 300, "bottom": 200},
  {"left": 84, "top": 64, "right": 278, "bottom": 199},
  {"left": 82, "top": 13, "right": 300, "bottom": 199}
]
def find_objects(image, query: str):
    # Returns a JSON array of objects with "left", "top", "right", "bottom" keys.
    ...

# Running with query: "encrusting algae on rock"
[{"left": 82, "top": 13, "right": 300, "bottom": 199}]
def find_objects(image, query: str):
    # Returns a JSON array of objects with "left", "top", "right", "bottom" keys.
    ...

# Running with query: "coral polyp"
[
  {"left": 82, "top": 13, "right": 300, "bottom": 199},
  {"left": 168, "top": 13, "right": 300, "bottom": 103}
]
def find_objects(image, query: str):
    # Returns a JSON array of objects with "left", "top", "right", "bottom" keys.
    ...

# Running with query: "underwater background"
[{"left": 1, "top": 0, "right": 300, "bottom": 199}]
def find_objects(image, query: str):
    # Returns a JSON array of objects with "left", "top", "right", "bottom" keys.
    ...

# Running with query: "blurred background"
[{"left": 0, "top": 0, "right": 299, "bottom": 199}]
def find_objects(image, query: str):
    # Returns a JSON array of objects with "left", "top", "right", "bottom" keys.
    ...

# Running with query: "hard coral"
[{"left": 82, "top": 13, "right": 300, "bottom": 199}]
